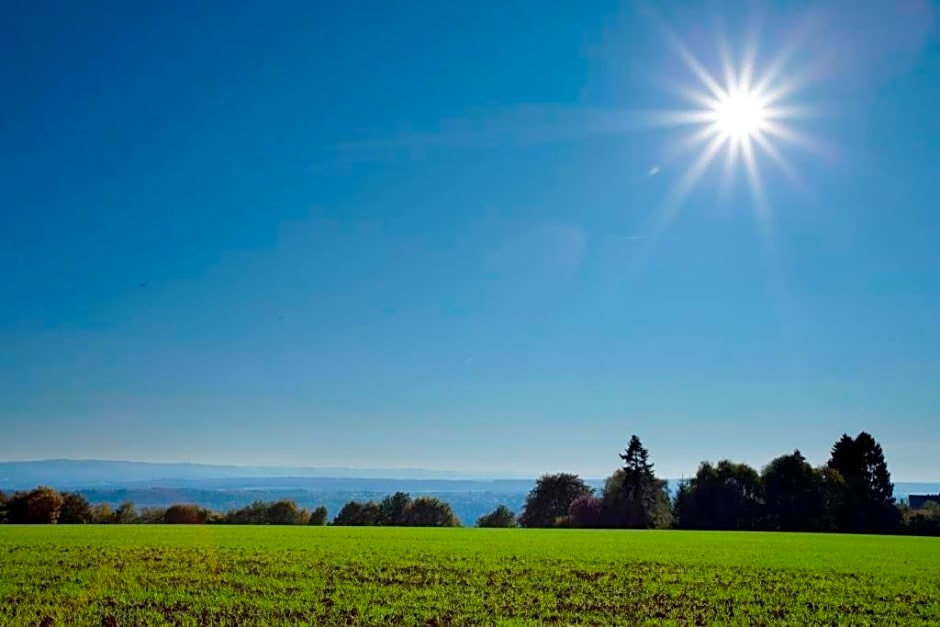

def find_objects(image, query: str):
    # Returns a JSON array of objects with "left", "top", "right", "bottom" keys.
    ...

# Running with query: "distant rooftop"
[{"left": 909, "top": 494, "right": 940, "bottom": 509}]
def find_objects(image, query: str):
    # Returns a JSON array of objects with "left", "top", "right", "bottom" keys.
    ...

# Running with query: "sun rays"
[{"left": 647, "top": 23, "right": 823, "bottom": 236}]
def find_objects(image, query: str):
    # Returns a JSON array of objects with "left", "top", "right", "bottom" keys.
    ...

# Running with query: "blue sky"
[{"left": 2, "top": 1, "right": 938, "bottom": 480}]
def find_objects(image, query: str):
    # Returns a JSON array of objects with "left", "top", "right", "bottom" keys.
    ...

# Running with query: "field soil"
[{"left": 1, "top": 526, "right": 938, "bottom": 625}]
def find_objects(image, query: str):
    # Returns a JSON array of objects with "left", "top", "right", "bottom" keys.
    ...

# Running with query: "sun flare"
[
  {"left": 713, "top": 89, "right": 766, "bottom": 141},
  {"left": 647, "top": 25, "right": 822, "bottom": 234}
]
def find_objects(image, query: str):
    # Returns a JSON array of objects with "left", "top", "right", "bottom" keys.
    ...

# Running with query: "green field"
[{"left": 1, "top": 526, "right": 938, "bottom": 625}]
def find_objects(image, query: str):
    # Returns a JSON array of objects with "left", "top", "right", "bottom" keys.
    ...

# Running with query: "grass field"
[{"left": 1, "top": 526, "right": 938, "bottom": 625}]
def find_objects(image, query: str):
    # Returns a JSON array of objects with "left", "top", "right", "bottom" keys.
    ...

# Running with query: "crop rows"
[{"left": 1, "top": 527, "right": 938, "bottom": 625}]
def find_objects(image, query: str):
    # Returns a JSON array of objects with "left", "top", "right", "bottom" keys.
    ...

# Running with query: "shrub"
[
  {"left": 164, "top": 504, "right": 210, "bottom": 524},
  {"left": 309, "top": 505, "right": 328, "bottom": 526},
  {"left": 568, "top": 495, "right": 603, "bottom": 528},
  {"left": 476, "top": 505, "right": 517, "bottom": 528}
]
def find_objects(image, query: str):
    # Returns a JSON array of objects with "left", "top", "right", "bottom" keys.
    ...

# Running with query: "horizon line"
[{"left": 1, "top": 458, "right": 938, "bottom": 484}]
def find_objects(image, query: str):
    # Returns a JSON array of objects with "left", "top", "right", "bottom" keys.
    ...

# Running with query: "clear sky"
[{"left": 2, "top": 1, "right": 938, "bottom": 480}]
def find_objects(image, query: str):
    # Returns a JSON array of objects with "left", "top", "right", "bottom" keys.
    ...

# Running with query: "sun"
[
  {"left": 713, "top": 89, "right": 767, "bottom": 141},
  {"left": 645, "top": 24, "right": 822, "bottom": 233}
]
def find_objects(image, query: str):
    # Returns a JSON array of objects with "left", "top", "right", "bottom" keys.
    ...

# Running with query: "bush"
[
  {"left": 379, "top": 492, "right": 412, "bottom": 526},
  {"left": 332, "top": 498, "right": 459, "bottom": 527},
  {"left": 222, "top": 501, "right": 268, "bottom": 525},
  {"left": 164, "top": 504, "right": 210, "bottom": 524},
  {"left": 220, "top": 500, "right": 309, "bottom": 525},
  {"left": 901, "top": 503, "right": 940, "bottom": 536},
  {"left": 59, "top": 492, "right": 93, "bottom": 524},
  {"left": 90, "top": 503, "right": 113, "bottom": 524},
  {"left": 476, "top": 505, "right": 517, "bottom": 528},
  {"left": 403, "top": 497, "right": 460, "bottom": 527},
  {"left": 309, "top": 506, "right": 328, "bottom": 526},
  {"left": 138, "top": 507, "right": 168, "bottom": 524},
  {"left": 568, "top": 495, "right": 603, "bottom": 528},
  {"left": 113, "top": 501, "right": 138, "bottom": 524},
  {"left": 266, "top": 500, "right": 307, "bottom": 525},
  {"left": 333, "top": 501, "right": 382, "bottom": 526}
]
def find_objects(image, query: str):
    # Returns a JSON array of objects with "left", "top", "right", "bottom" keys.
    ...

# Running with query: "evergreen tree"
[
  {"left": 606, "top": 435, "right": 671, "bottom": 528},
  {"left": 828, "top": 432, "right": 898, "bottom": 532}
]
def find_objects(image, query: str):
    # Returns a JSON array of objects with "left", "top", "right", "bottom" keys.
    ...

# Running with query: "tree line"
[
  {"left": 0, "top": 491, "right": 330, "bottom": 526},
  {"left": 476, "top": 432, "right": 939, "bottom": 536},
  {"left": 0, "top": 488, "right": 459, "bottom": 528},
  {"left": 2, "top": 431, "right": 937, "bottom": 534},
  {"left": 331, "top": 492, "right": 460, "bottom": 527}
]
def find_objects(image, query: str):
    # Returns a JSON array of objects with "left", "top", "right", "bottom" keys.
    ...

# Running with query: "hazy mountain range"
[{"left": 0, "top": 459, "right": 525, "bottom": 488}]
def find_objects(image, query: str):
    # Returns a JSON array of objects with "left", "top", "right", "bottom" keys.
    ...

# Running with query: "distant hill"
[
  {"left": 0, "top": 459, "right": 524, "bottom": 489},
  {"left": 0, "top": 459, "right": 543, "bottom": 525},
  {"left": 1, "top": 459, "right": 935, "bottom": 495}
]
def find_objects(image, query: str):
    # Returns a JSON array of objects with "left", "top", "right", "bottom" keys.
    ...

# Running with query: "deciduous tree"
[
  {"left": 379, "top": 492, "right": 412, "bottom": 526},
  {"left": 674, "top": 460, "right": 762, "bottom": 530},
  {"left": 138, "top": 507, "right": 168, "bottom": 524},
  {"left": 266, "top": 500, "right": 307, "bottom": 525},
  {"left": 309, "top": 506, "right": 328, "bottom": 526},
  {"left": 58, "top": 492, "right": 93, "bottom": 524},
  {"left": 476, "top": 505, "right": 517, "bottom": 528},
  {"left": 568, "top": 494, "right": 603, "bottom": 528},
  {"left": 90, "top": 503, "right": 113, "bottom": 524},
  {"left": 113, "top": 501, "right": 138, "bottom": 524},
  {"left": 164, "top": 504, "right": 210, "bottom": 524},
  {"left": 403, "top": 497, "right": 460, "bottom": 527},
  {"left": 6, "top": 487, "right": 64, "bottom": 524},
  {"left": 333, "top": 501, "right": 382, "bottom": 526},
  {"left": 518, "top": 473, "right": 592, "bottom": 528},
  {"left": 762, "top": 451, "right": 826, "bottom": 531}
]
